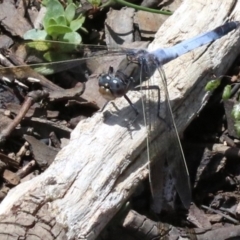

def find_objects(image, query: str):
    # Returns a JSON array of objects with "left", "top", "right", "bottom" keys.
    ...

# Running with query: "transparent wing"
[
  {"left": 0, "top": 40, "right": 135, "bottom": 83},
  {"left": 157, "top": 65, "right": 191, "bottom": 210},
  {"left": 140, "top": 62, "right": 166, "bottom": 213},
  {"left": 141, "top": 60, "right": 191, "bottom": 213}
]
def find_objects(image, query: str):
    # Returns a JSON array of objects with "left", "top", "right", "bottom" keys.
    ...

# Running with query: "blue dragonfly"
[
  {"left": 97, "top": 21, "right": 239, "bottom": 212},
  {"left": 0, "top": 21, "right": 238, "bottom": 213}
]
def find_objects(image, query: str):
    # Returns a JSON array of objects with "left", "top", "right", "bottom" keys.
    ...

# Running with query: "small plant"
[
  {"left": 205, "top": 78, "right": 221, "bottom": 92},
  {"left": 23, "top": 0, "right": 86, "bottom": 61},
  {"left": 205, "top": 78, "right": 232, "bottom": 100},
  {"left": 204, "top": 77, "right": 240, "bottom": 137},
  {"left": 24, "top": 0, "right": 86, "bottom": 43},
  {"left": 87, "top": 0, "right": 101, "bottom": 9},
  {"left": 222, "top": 84, "right": 232, "bottom": 100},
  {"left": 232, "top": 103, "right": 240, "bottom": 136}
]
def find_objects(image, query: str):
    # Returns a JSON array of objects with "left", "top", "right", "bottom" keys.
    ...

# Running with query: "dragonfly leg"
[
  {"left": 139, "top": 84, "right": 171, "bottom": 130},
  {"left": 124, "top": 94, "right": 139, "bottom": 116},
  {"left": 133, "top": 84, "right": 167, "bottom": 122},
  {"left": 99, "top": 100, "right": 110, "bottom": 112},
  {"left": 152, "top": 85, "right": 172, "bottom": 130},
  {"left": 99, "top": 95, "right": 139, "bottom": 120}
]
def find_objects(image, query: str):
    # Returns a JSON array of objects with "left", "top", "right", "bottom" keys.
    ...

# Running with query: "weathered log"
[
  {"left": 1, "top": 1, "right": 240, "bottom": 240},
  {"left": 122, "top": 209, "right": 240, "bottom": 240}
]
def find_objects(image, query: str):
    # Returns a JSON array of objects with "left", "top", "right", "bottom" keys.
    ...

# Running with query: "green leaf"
[
  {"left": 55, "top": 15, "right": 68, "bottom": 26},
  {"left": 43, "top": 51, "right": 73, "bottom": 62},
  {"left": 42, "top": 0, "right": 50, "bottom": 6},
  {"left": 70, "top": 16, "right": 85, "bottom": 31},
  {"left": 43, "top": 0, "right": 65, "bottom": 29},
  {"left": 23, "top": 29, "right": 48, "bottom": 40},
  {"left": 79, "top": 26, "right": 88, "bottom": 34},
  {"left": 232, "top": 103, "right": 240, "bottom": 121},
  {"left": 61, "top": 32, "right": 82, "bottom": 44},
  {"left": 47, "top": 18, "right": 58, "bottom": 26},
  {"left": 65, "top": 3, "right": 76, "bottom": 23},
  {"left": 87, "top": 0, "right": 101, "bottom": 6},
  {"left": 205, "top": 79, "right": 221, "bottom": 91},
  {"left": 34, "top": 65, "right": 56, "bottom": 75},
  {"left": 26, "top": 41, "right": 52, "bottom": 51},
  {"left": 46, "top": 25, "right": 72, "bottom": 36},
  {"left": 222, "top": 85, "right": 231, "bottom": 100},
  {"left": 26, "top": 40, "right": 79, "bottom": 53}
]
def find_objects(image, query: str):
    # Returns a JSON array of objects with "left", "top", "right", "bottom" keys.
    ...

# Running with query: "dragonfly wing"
[
  {"left": 157, "top": 65, "right": 191, "bottom": 210},
  {"left": 0, "top": 40, "right": 130, "bottom": 80},
  {"left": 140, "top": 57, "right": 191, "bottom": 212}
]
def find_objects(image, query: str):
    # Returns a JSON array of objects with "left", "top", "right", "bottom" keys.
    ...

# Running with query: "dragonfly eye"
[
  {"left": 99, "top": 86, "right": 115, "bottom": 100},
  {"left": 98, "top": 74, "right": 127, "bottom": 99}
]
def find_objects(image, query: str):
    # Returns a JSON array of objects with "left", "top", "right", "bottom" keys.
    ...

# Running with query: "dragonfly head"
[{"left": 98, "top": 74, "right": 127, "bottom": 100}]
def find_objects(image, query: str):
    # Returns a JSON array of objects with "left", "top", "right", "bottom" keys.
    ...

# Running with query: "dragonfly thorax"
[{"left": 98, "top": 73, "right": 129, "bottom": 100}]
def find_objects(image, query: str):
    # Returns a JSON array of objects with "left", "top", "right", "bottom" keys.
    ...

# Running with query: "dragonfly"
[
  {"left": 0, "top": 21, "right": 238, "bottom": 213},
  {"left": 98, "top": 21, "right": 239, "bottom": 212}
]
